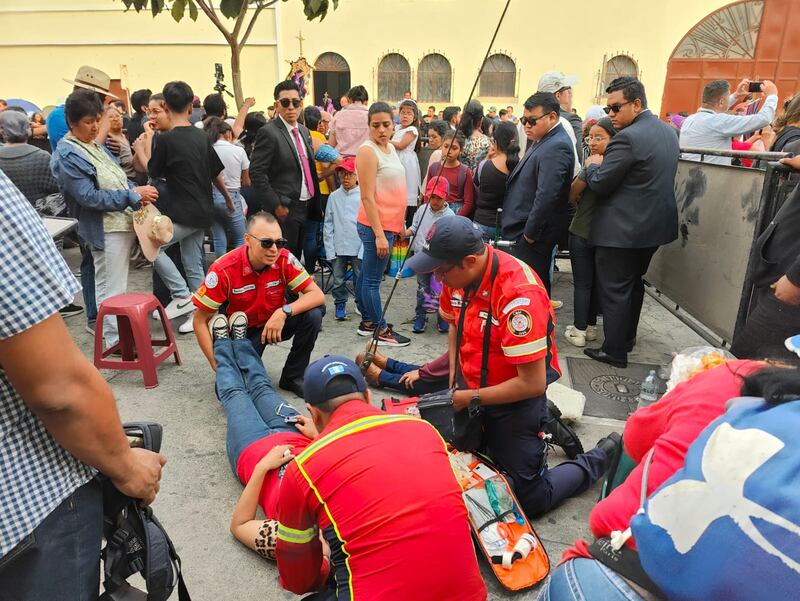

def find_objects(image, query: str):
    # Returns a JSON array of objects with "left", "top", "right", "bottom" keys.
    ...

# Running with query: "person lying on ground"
[{"left": 356, "top": 348, "right": 449, "bottom": 395}]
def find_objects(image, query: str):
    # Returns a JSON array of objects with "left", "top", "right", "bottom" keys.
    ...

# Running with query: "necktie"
[{"left": 290, "top": 127, "right": 315, "bottom": 197}]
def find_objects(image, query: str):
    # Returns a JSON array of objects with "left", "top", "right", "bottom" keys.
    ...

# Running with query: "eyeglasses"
[
  {"left": 603, "top": 101, "right": 633, "bottom": 115},
  {"left": 521, "top": 113, "right": 551, "bottom": 126},
  {"left": 249, "top": 235, "right": 288, "bottom": 249},
  {"left": 433, "top": 262, "right": 458, "bottom": 277},
  {"left": 278, "top": 98, "right": 302, "bottom": 109}
]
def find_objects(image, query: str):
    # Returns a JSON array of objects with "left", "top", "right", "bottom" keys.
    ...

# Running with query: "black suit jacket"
[
  {"left": 585, "top": 110, "right": 679, "bottom": 248},
  {"left": 501, "top": 123, "right": 575, "bottom": 242},
  {"left": 249, "top": 118, "right": 320, "bottom": 214},
  {"left": 753, "top": 182, "right": 800, "bottom": 288}
]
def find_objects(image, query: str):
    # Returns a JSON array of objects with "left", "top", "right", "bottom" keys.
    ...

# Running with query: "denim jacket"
[{"left": 50, "top": 138, "right": 141, "bottom": 250}]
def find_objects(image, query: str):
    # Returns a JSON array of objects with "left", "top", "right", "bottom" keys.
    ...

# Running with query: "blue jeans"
[
  {"left": 153, "top": 222, "right": 206, "bottom": 299},
  {"left": 356, "top": 223, "right": 395, "bottom": 329},
  {"left": 79, "top": 242, "right": 97, "bottom": 322},
  {"left": 214, "top": 338, "right": 298, "bottom": 474},
  {"left": 303, "top": 220, "right": 322, "bottom": 274},
  {"left": 332, "top": 256, "right": 361, "bottom": 305},
  {"left": 0, "top": 479, "right": 103, "bottom": 601},
  {"left": 378, "top": 358, "right": 447, "bottom": 395},
  {"left": 536, "top": 558, "right": 644, "bottom": 601},
  {"left": 211, "top": 189, "right": 246, "bottom": 258}
]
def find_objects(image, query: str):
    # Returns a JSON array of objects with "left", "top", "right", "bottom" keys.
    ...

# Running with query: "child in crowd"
[
  {"left": 404, "top": 177, "right": 455, "bottom": 333},
  {"left": 391, "top": 99, "right": 422, "bottom": 225},
  {"left": 206, "top": 116, "right": 250, "bottom": 258},
  {"left": 425, "top": 131, "right": 474, "bottom": 217},
  {"left": 323, "top": 157, "right": 362, "bottom": 321}
]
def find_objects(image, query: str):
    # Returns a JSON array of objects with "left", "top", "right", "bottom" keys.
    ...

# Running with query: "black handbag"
[{"left": 418, "top": 253, "right": 499, "bottom": 451}]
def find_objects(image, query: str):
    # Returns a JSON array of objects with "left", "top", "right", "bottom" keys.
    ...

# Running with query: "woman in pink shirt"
[
  {"left": 355, "top": 102, "right": 411, "bottom": 347},
  {"left": 329, "top": 85, "right": 369, "bottom": 157}
]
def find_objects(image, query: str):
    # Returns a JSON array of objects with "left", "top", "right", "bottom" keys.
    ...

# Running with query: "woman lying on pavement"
[
  {"left": 355, "top": 349, "right": 449, "bottom": 395},
  {"left": 209, "top": 310, "right": 327, "bottom": 562}
]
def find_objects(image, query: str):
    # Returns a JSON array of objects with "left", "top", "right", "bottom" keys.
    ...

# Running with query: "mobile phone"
[
  {"left": 748, "top": 81, "right": 763, "bottom": 93},
  {"left": 284, "top": 415, "right": 301, "bottom": 424}
]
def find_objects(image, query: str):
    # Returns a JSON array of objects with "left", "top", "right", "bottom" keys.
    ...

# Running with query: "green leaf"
[
  {"left": 220, "top": 0, "right": 246, "bottom": 18},
  {"left": 171, "top": 0, "right": 185, "bottom": 21},
  {"left": 188, "top": 0, "right": 199, "bottom": 20},
  {"left": 151, "top": 0, "right": 165, "bottom": 17}
]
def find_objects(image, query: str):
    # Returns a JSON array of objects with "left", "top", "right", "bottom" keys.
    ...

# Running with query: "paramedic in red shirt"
[
  {"left": 407, "top": 216, "right": 618, "bottom": 518},
  {"left": 276, "top": 355, "right": 487, "bottom": 601},
  {"left": 192, "top": 211, "right": 325, "bottom": 398}
]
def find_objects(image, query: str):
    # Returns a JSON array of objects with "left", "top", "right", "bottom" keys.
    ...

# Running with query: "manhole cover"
[{"left": 590, "top": 375, "right": 641, "bottom": 403}]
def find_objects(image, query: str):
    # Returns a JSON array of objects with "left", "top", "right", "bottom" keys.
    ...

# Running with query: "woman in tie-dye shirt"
[{"left": 355, "top": 102, "right": 411, "bottom": 347}]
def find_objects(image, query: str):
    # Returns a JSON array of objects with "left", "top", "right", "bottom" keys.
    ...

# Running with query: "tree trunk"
[{"left": 229, "top": 41, "right": 244, "bottom": 109}]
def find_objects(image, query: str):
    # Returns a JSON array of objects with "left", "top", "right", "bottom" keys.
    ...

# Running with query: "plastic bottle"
[
  {"left": 637, "top": 370, "right": 660, "bottom": 410},
  {"left": 485, "top": 477, "right": 525, "bottom": 525}
]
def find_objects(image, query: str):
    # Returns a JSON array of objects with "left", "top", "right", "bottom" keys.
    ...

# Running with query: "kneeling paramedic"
[
  {"left": 407, "top": 216, "right": 617, "bottom": 517},
  {"left": 275, "top": 355, "right": 486, "bottom": 601}
]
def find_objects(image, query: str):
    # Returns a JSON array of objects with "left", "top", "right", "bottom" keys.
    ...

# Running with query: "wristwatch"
[
  {"left": 469, "top": 389, "right": 481, "bottom": 410},
  {"left": 282, "top": 304, "right": 293, "bottom": 317}
]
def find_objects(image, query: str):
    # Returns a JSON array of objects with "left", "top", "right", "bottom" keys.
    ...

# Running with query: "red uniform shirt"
[
  {"left": 439, "top": 245, "right": 561, "bottom": 388},
  {"left": 192, "top": 246, "right": 312, "bottom": 327},
  {"left": 276, "top": 400, "right": 486, "bottom": 601}
]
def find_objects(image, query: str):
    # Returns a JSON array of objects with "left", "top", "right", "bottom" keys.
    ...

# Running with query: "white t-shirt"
[
  {"left": 392, "top": 125, "right": 421, "bottom": 206},
  {"left": 213, "top": 139, "right": 250, "bottom": 190}
]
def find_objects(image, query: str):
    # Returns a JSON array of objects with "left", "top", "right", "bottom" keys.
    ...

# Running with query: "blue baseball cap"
[
  {"left": 303, "top": 355, "right": 368, "bottom": 406},
  {"left": 405, "top": 215, "right": 485, "bottom": 274}
]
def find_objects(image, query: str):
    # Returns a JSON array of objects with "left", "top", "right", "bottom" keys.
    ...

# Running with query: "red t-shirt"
[
  {"left": 236, "top": 431, "right": 312, "bottom": 518},
  {"left": 276, "top": 400, "right": 486, "bottom": 600},
  {"left": 192, "top": 246, "right": 312, "bottom": 327},
  {"left": 439, "top": 245, "right": 561, "bottom": 388}
]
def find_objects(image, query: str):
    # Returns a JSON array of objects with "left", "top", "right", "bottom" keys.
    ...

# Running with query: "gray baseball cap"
[{"left": 537, "top": 71, "right": 578, "bottom": 93}]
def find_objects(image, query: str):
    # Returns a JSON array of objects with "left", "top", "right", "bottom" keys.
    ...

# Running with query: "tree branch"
[
  {"left": 195, "top": 0, "right": 232, "bottom": 41},
  {"left": 240, "top": 1, "right": 271, "bottom": 46},
  {"left": 231, "top": 2, "right": 249, "bottom": 39}
]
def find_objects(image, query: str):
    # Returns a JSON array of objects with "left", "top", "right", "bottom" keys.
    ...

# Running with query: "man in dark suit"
[
  {"left": 250, "top": 80, "right": 320, "bottom": 259},
  {"left": 583, "top": 77, "right": 679, "bottom": 368},
  {"left": 502, "top": 92, "right": 575, "bottom": 294},
  {"left": 731, "top": 154, "right": 800, "bottom": 363}
]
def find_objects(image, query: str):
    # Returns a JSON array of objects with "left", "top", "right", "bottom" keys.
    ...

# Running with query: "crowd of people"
[{"left": 2, "top": 60, "right": 800, "bottom": 601}]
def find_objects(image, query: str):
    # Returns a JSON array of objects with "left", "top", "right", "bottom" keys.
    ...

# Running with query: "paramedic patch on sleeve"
[
  {"left": 205, "top": 272, "right": 219, "bottom": 289},
  {"left": 508, "top": 309, "right": 532, "bottom": 337}
]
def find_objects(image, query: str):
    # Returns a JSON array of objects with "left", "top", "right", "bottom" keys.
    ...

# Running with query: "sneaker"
[
  {"left": 551, "top": 299, "right": 564, "bottom": 311},
  {"left": 437, "top": 315, "right": 449, "bottom": 333},
  {"left": 586, "top": 325, "right": 598, "bottom": 342},
  {"left": 161, "top": 297, "right": 195, "bottom": 320},
  {"left": 178, "top": 314, "right": 195, "bottom": 334},
  {"left": 85, "top": 320, "right": 96, "bottom": 337},
  {"left": 208, "top": 314, "right": 229, "bottom": 341},
  {"left": 59, "top": 303, "right": 84, "bottom": 318},
  {"left": 335, "top": 303, "right": 347, "bottom": 321},
  {"left": 229, "top": 311, "right": 248, "bottom": 340},
  {"left": 377, "top": 327, "right": 411, "bottom": 347},
  {"left": 412, "top": 314, "right": 427, "bottom": 334},
  {"left": 564, "top": 325, "right": 587, "bottom": 348},
  {"left": 357, "top": 321, "right": 375, "bottom": 336}
]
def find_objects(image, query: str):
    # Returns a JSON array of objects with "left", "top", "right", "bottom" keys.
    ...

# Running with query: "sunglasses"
[
  {"left": 603, "top": 100, "right": 633, "bottom": 114},
  {"left": 250, "top": 235, "right": 288, "bottom": 249},
  {"left": 278, "top": 98, "right": 302, "bottom": 109},
  {"left": 521, "top": 113, "right": 551, "bottom": 126}
]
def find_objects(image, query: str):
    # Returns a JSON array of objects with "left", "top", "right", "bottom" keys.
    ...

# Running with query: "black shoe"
[
  {"left": 584, "top": 347, "right": 627, "bottom": 369},
  {"left": 279, "top": 377, "right": 305, "bottom": 399},
  {"left": 59, "top": 303, "right": 84, "bottom": 318},
  {"left": 544, "top": 400, "right": 585, "bottom": 459},
  {"left": 596, "top": 432, "right": 622, "bottom": 460}
]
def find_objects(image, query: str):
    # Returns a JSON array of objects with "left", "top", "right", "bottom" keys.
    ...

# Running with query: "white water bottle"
[{"left": 636, "top": 370, "right": 659, "bottom": 410}]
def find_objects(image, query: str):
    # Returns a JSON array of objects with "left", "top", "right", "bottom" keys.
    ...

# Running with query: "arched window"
[
  {"left": 313, "top": 52, "right": 351, "bottom": 110},
  {"left": 673, "top": 0, "right": 764, "bottom": 59},
  {"left": 377, "top": 53, "right": 411, "bottom": 102},
  {"left": 602, "top": 54, "right": 639, "bottom": 91},
  {"left": 417, "top": 53, "right": 451, "bottom": 103},
  {"left": 479, "top": 53, "right": 516, "bottom": 98}
]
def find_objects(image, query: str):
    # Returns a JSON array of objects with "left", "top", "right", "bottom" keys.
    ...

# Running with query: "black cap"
[{"left": 406, "top": 215, "right": 485, "bottom": 274}]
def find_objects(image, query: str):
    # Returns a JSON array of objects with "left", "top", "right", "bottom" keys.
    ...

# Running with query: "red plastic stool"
[{"left": 94, "top": 293, "right": 182, "bottom": 389}]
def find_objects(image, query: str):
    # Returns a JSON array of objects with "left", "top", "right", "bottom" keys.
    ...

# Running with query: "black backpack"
[{"left": 99, "top": 423, "right": 191, "bottom": 601}]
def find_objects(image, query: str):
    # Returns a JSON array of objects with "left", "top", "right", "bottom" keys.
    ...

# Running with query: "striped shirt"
[{"left": 0, "top": 170, "right": 95, "bottom": 558}]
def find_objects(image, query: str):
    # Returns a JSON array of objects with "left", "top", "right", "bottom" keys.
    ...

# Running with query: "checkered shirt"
[{"left": 0, "top": 170, "right": 95, "bottom": 558}]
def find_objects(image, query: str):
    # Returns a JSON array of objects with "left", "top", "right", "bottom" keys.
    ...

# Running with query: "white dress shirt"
[
  {"left": 279, "top": 115, "right": 312, "bottom": 201},
  {"left": 680, "top": 95, "right": 778, "bottom": 166}
]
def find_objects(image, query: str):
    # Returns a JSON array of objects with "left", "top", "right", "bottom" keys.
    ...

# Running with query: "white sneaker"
[
  {"left": 564, "top": 325, "right": 587, "bottom": 347},
  {"left": 585, "top": 325, "right": 598, "bottom": 342},
  {"left": 162, "top": 297, "right": 195, "bottom": 320},
  {"left": 178, "top": 314, "right": 195, "bottom": 334}
]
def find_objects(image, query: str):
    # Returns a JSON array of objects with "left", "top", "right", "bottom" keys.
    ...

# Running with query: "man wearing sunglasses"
[
  {"left": 502, "top": 92, "right": 575, "bottom": 295},
  {"left": 192, "top": 212, "right": 324, "bottom": 398},
  {"left": 581, "top": 76, "right": 679, "bottom": 368},
  {"left": 250, "top": 80, "right": 320, "bottom": 260}
]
